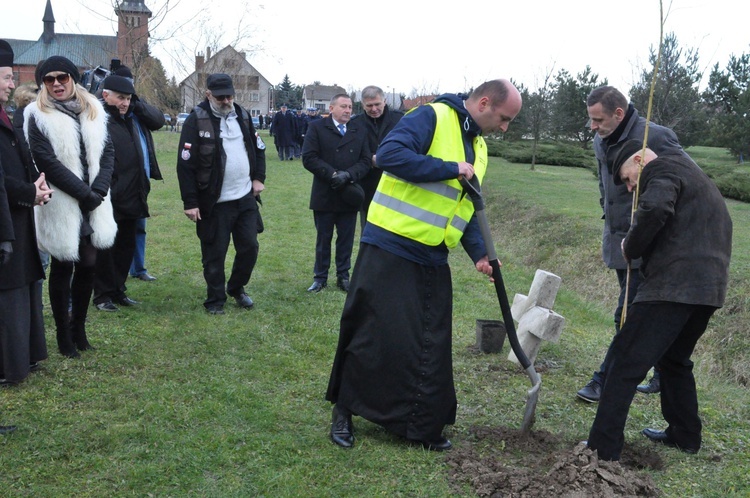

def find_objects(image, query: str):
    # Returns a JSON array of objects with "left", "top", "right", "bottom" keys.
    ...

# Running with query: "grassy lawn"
[{"left": 1, "top": 132, "right": 749, "bottom": 496}]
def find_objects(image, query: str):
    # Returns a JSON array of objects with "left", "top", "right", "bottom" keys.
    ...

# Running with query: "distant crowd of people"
[{"left": 1, "top": 37, "right": 733, "bottom": 468}]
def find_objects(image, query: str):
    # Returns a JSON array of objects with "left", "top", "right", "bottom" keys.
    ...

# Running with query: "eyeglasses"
[
  {"left": 212, "top": 94, "right": 233, "bottom": 101},
  {"left": 42, "top": 74, "right": 71, "bottom": 86}
]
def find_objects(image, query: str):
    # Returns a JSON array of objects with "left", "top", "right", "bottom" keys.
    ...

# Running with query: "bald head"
[{"left": 466, "top": 79, "right": 522, "bottom": 134}]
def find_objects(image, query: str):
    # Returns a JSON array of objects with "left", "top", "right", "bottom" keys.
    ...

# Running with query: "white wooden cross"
[{"left": 507, "top": 269, "right": 565, "bottom": 365}]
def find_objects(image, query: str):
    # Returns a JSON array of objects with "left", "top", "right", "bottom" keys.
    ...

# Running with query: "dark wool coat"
[
  {"left": 102, "top": 103, "right": 147, "bottom": 221},
  {"left": 349, "top": 105, "right": 404, "bottom": 209},
  {"left": 594, "top": 104, "right": 692, "bottom": 270},
  {"left": 0, "top": 153, "right": 14, "bottom": 244},
  {"left": 0, "top": 116, "right": 43, "bottom": 289},
  {"left": 625, "top": 154, "right": 732, "bottom": 307},
  {"left": 271, "top": 110, "right": 297, "bottom": 147},
  {"left": 301, "top": 116, "right": 371, "bottom": 212}
]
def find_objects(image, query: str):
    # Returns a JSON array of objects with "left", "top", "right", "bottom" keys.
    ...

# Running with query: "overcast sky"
[{"left": 4, "top": 0, "right": 750, "bottom": 97}]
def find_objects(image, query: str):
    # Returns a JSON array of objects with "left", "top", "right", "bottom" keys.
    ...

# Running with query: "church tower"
[{"left": 115, "top": 0, "right": 152, "bottom": 68}]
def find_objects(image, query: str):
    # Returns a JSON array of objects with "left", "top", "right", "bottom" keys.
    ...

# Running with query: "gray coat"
[
  {"left": 625, "top": 154, "right": 732, "bottom": 307},
  {"left": 594, "top": 105, "right": 692, "bottom": 269}
]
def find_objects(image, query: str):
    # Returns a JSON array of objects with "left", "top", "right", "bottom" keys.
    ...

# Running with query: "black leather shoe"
[
  {"left": 336, "top": 277, "right": 350, "bottom": 292},
  {"left": 412, "top": 436, "right": 453, "bottom": 451},
  {"left": 641, "top": 428, "right": 699, "bottom": 454},
  {"left": 135, "top": 273, "right": 157, "bottom": 282},
  {"left": 114, "top": 296, "right": 139, "bottom": 306},
  {"left": 206, "top": 306, "right": 225, "bottom": 315},
  {"left": 95, "top": 301, "right": 119, "bottom": 312},
  {"left": 0, "top": 425, "right": 17, "bottom": 435},
  {"left": 637, "top": 376, "right": 661, "bottom": 394},
  {"left": 232, "top": 293, "right": 254, "bottom": 309},
  {"left": 576, "top": 379, "right": 601, "bottom": 403},
  {"left": 330, "top": 405, "right": 354, "bottom": 448},
  {"left": 307, "top": 281, "right": 327, "bottom": 293}
]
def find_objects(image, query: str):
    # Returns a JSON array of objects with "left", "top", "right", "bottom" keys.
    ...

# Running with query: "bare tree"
[
  {"left": 525, "top": 66, "right": 556, "bottom": 171},
  {"left": 73, "top": 0, "right": 265, "bottom": 82}
]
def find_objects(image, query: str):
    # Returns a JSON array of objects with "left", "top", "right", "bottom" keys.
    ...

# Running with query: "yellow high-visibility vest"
[{"left": 368, "top": 102, "right": 487, "bottom": 248}]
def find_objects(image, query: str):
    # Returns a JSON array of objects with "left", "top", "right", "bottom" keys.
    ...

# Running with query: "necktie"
[{"left": 338, "top": 124, "right": 346, "bottom": 136}]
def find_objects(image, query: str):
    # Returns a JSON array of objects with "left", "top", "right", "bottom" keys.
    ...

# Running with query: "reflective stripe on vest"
[{"left": 367, "top": 102, "right": 487, "bottom": 248}]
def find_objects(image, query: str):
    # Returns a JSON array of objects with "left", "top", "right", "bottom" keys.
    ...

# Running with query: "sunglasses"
[
  {"left": 42, "top": 74, "right": 71, "bottom": 86},
  {"left": 213, "top": 94, "right": 233, "bottom": 101}
]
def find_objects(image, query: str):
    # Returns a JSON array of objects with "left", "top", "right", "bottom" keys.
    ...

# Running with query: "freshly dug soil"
[{"left": 446, "top": 425, "right": 663, "bottom": 497}]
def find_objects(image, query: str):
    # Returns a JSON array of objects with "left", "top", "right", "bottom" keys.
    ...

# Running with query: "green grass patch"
[{"left": 1, "top": 132, "right": 748, "bottom": 496}]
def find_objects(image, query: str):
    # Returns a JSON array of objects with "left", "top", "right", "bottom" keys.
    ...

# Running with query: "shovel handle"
[{"left": 460, "top": 177, "right": 532, "bottom": 371}]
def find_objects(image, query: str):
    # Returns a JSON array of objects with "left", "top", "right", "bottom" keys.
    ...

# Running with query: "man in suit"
[{"left": 302, "top": 94, "right": 371, "bottom": 293}]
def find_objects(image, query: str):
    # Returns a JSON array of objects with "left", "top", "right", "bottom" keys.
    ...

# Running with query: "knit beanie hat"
[{"left": 37, "top": 56, "right": 81, "bottom": 86}]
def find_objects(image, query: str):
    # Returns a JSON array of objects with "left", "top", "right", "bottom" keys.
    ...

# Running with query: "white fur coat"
[{"left": 24, "top": 99, "right": 117, "bottom": 261}]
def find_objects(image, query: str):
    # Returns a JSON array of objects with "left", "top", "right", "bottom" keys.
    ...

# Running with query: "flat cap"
[
  {"left": 102, "top": 74, "right": 135, "bottom": 95},
  {"left": 206, "top": 73, "right": 235, "bottom": 95},
  {"left": 611, "top": 139, "right": 644, "bottom": 185}
]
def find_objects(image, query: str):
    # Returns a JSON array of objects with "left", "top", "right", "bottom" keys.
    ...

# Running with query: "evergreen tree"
[
  {"left": 703, "top": 53, "right": 750, "bottom": 161},
  {"left": 629, "top": 33, "right": 707, "bottom": 146},
  {"left": 550, "top": 66, "right": 603, "bottom": 148}
]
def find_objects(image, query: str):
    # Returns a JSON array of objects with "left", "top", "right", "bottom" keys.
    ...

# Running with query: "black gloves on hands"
[
  {"left": 0, "top": 241, "right": 13, "bottom": 266},
  {"left": 330, "top": 170, "right": 351, "bottom": 190},
  {"left": 80, "top": 191, "right": 104, "bottom": 212}
]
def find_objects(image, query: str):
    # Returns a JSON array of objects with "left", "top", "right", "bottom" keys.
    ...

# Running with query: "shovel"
[{"left": 460, "top": 176, "right": 541, "bottom": 434}]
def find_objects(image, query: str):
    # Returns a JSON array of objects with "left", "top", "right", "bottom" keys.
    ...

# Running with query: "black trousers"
[
  {"left": 592, "top": 269, "right": 640, "bottom": 384},
  {"left": 48, "top": 240, "right": 97, "bottom": 333},
  {"left": 93, "top": 218, "right": 138, "bottom": 304},
  {"left": 200, "top": 194, "right": 259, "bottom": 308},
  {"left": 587, "top": 301, "right": 716, "bottom": 460},
  {"left": 312, "top": 210, "right": 357, "bottom": 283}
]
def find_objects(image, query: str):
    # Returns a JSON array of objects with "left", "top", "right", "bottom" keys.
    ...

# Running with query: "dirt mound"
[{"left": 446, "top": 426, "right": 663, "bottom": 497}]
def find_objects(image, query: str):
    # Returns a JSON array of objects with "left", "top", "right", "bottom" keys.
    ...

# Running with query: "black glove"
[
  {"left": 80, "top": 191, "right": 104, "bottom": 212},
  {"left": 330, "top": 170, "right": 351, "bottom": 190},
  {"left": 0, "top": 241, "right": 13, "bottom": 266}
]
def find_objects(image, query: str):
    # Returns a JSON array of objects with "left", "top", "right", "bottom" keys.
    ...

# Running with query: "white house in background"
[
  {"left": 179, "top": 45, "right": 273, "bottom": 117},
  {"left": 301, "top": 84, "right": 347, "bottom": 112}
]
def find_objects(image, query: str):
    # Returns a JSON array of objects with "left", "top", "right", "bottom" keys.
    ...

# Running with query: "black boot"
[
  {"left": 49, "top": 259, "right": 80, "bottom": 358},
  {"left": 70, "top": 265, "right": 96, "bottom": 352},
  {"left": 55, "top": 324, "right": 80, "bottom": 358},
  {"left": 71, "top": 320, "right": 94, "bottom": 351},
  {"left": 50, "top": 286, "right": 79, "bottom": 358}
]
